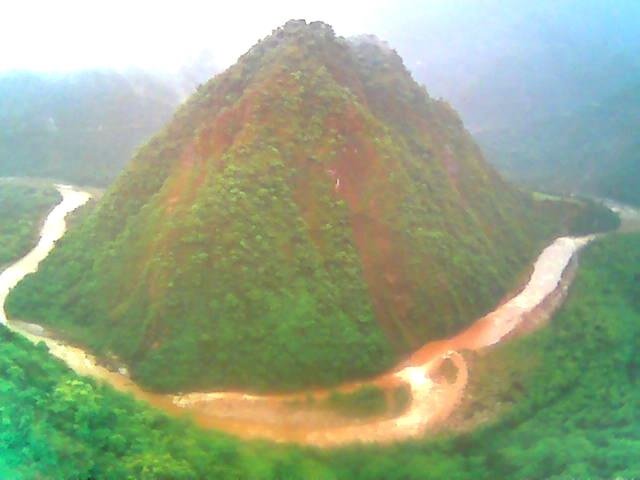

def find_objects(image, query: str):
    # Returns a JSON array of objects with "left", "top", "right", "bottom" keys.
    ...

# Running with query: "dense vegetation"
[
  {"left": 566, "top": 198, "right": 621, "bottom": 235},
  {"left": 0, "top": 327, "right": 342, "bottom": 480},
  {"left": 2, "top": 226, "right": 638, "bottom": 478},
  {"left": 323, "top": 384, "right": 410, "bottom": 419},
  {"left": 0, "top": 71, "right": 180, "bottom": 186},
  {"left": 0, "top": 180, "right": 59, "bottom": 265},
  {"left": 7, "top": 21, "right": 569, "bottom": 393},
  {"left": 322, "top": 231, "right": 640, "bottom": 479}
]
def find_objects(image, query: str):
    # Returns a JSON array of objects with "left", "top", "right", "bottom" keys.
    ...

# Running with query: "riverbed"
[{"left": 0, "top": 184, "right": 611, "bottom": 446}]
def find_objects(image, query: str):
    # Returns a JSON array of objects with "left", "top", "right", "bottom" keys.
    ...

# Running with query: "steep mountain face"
[
  {"left": 8, "top": 21, "right": 564, "bottom": 392},
  {"left": 0, "top": 70, "right": 182, "bottom": 185}
]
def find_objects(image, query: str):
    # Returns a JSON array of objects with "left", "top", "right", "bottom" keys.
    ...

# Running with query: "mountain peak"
[
  {"left": 8, "top": 21, "right": 560, "bottom": 393},
  {"left": 243, "top": 19, "right": 339, "bottom": 60},
  {"left": 280, "top": 19, "right": 336, "bottom": 36}
]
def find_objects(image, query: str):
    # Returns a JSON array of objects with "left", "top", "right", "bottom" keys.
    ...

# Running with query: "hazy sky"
[{"left": 0, "top": 0, "right": 407, "bottom": 72}]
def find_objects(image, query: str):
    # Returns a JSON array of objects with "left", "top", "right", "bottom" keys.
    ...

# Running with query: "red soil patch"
[{"left": 321, "top": 105, "right": 419, "bottom": 349}]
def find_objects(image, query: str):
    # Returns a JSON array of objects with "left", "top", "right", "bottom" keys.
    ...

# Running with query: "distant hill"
[
  {"left": 478, "top": 82, "right": 640, "bottom": 205},
  {"left": 8, "top": 20, "right": 567, "bottom": 393},
  {"left": 0, "top": 70, "right": 188, "bottom": 185},
  {"left": 379, "top": 0, "right": 640, "bottom": 205}
]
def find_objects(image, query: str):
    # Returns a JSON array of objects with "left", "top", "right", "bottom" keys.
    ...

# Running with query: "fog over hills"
[
  {"left": 2, "top": 1, "right": 638, "bottom": 202},
  {"left": 0, "top": 63, "right": 217, "bottom": 185},
  {"left": 376, "top": 0, "right": 640, "bottom": 203}
]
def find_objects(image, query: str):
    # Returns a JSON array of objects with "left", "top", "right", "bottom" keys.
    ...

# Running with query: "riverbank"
[{"left": 1, "top": 184, "right": 604, "bottom": 446}]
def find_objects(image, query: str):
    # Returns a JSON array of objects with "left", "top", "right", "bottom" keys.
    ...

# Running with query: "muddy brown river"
[{"left": 2, "top": 184, "right": 619, "bottom": 446}]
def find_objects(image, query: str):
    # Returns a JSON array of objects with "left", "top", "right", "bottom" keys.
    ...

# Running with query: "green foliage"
[
  {"left": 321, "top": 232, "right": 640, "bottom": 478},
  {"left": 390, "top": 384, "right": 412, "bottom": 415},
  {"left": 567, "top": 198, "right": 621, "bottom": 235},
  {"left": 322, "top": 384, "right": 412, "bottom": 419},
  {"left": 325, "top": 385, "right": 389, "bottom": 419},
  {"left": 2, "top": 183, "right": 639, "bottom": 479},
  {"left": 0, "top": 328, "right": 339, "bottom": 479},
  {"left": 0, "top": 180, "right": 59, "bottom": 265}
]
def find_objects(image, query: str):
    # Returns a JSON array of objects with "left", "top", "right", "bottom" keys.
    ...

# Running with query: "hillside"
[
  {"left": 1, "top": 199, "right": 637, "bottom": 480},
  {"left": 0, "top": 70, "right": 181, "bottom": 185},
  {"left": 326, "top": 231, "right": 640, "bottom": 479},
  {"left": 478, "top": 82, "right": 640, "bottom": 205},
  {"left": 7, "top": 20, "right": 567, "bottom": 393}
]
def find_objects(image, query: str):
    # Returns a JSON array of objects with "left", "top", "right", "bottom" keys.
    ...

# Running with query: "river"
[
  {"left": 0, "top": 184, "right": 91, "bottom": 325},
  {"left": 2, "top": 184, "right": 630, "bottom": 446}
]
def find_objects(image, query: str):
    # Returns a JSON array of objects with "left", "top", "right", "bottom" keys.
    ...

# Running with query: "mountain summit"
[{"left": 8, "top": 20, "right": 561, "bottom": 392}]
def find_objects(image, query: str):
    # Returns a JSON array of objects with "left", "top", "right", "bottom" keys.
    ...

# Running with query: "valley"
[
  {"left": 1, "top": 182, "right": 621, "bottom": 447},
  {"left": 1, "top": 209, "right": 637, "bottom": 477}
]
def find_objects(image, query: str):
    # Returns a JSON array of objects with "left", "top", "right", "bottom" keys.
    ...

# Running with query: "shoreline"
[{"left": 0, "top": 183, "right": 600, "bottom": 446}]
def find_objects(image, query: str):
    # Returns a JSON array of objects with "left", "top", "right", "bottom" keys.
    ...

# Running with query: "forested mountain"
[
  {"left": 377, "top": 0, "right": 640, "bottom": 204},
  {"left": 7, "top": 20, "right": 567, "bottom": 393},
  {"left": 324, "top": 231, "right": 640, "bottom": 479},
  {"left": 0, "top": 70, "right": 182, "bottom": 185},
  {"left": 1, "top": 201, "right": 637, "bottom": 479}
]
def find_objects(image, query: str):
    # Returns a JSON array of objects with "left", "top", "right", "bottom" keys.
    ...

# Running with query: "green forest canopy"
[{"left": 1, "top": 229, "right": 638, "bottom": 478}]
